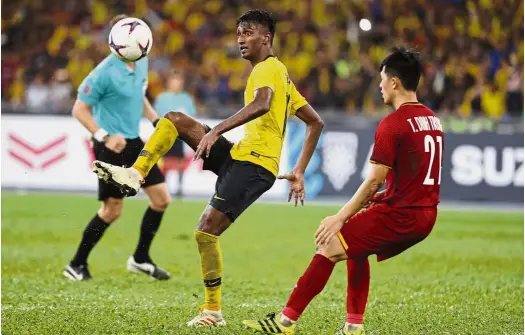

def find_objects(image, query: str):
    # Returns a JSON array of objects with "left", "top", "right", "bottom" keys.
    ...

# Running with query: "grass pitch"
[{"left": 1, "top": 192, "right": 523, "bottom": 335}]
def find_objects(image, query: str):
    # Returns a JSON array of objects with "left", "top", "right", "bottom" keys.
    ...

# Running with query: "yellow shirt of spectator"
[
  {"left": 230, "top": 57, "right": 307, "bottom": 176},
  {"left": 481, "top": 86, "right": 506, "bottom": 119}
]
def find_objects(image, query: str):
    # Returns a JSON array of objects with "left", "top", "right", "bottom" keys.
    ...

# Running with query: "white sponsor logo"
[
  {"left": 451, "top": 145, "right": 523, "bottom": 187},
  {"left": 322, "top": 132, "right": 358, "bottom": 191}
]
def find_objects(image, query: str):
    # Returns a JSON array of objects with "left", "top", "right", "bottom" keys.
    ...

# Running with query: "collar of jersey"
[
  {"left": 399, "top": 102, "right": 422, "bottom": 107},
  {"left": 111, "top": 55, "right": 135, "bottom": 75}
]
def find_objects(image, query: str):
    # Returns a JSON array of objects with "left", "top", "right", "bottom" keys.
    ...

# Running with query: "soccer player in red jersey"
[{"left": 243, "top": 47, "right": 444, "bottom": 335}]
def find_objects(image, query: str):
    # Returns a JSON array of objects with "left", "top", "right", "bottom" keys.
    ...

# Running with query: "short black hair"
[
  {"left": 236, "top": 9, "right": 277, "bottom": 44},
  {"left": 380, "top": 47, "right": 424, "bottom": 91}
]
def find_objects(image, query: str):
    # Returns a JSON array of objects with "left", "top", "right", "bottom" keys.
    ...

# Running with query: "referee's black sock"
[
  {"left": 133, "top": 207, "right": 164, "bottom": 263},
  {"left": 70, "top": 214, "right": 109, "bottom": 266}
]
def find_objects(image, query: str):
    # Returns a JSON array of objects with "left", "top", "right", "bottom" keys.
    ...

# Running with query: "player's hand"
[
  {"left": 105, "top": 134, "right": 127, "bottom": 153},
  {"left": 277, "top": 171, "right": 305, "bottom": 207},
  {"left": 194, "top": 129, "right": 220, "bottom": 161},
  {"left": 315, "top": 214, "right": 345, "bottom": 245}
]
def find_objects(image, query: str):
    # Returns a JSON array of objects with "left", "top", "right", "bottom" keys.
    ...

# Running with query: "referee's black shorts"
[
  {"left": 201, "top": 125, "right": 275, "bottom": 222},
  {"left": 93, "top": 137, "right": 165, "bottom": 201}
]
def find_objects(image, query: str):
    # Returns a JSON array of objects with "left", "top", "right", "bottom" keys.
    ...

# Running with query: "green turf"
[{"left": 1, "top": 192, "right": 523, "bottom": 335}]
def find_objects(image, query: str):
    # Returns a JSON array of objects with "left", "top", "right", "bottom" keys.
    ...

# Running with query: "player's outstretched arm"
[
  {"left": 315, "top": 163, "right": 389, "bottom": 245},
  {"left": 290, "top": 104, "right": 324, "bottom": 174},
  {"left": 278, "top": 104, "right": 324, "bottom": 206},
  {"left": 215, "top": 86, "right": 273, "bottom": 133},
  {"left": 194, "top": 87, "right": 272, "bottom": 160}
]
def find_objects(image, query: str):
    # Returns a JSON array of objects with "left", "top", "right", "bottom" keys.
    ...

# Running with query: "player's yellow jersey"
[{"left": 230, "top": 56, "right": 308, "bottom": 176}]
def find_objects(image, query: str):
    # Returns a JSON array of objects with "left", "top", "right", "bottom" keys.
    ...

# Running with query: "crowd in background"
[{"left": 1, "top": 0, "right": 523, "bottom": 121}]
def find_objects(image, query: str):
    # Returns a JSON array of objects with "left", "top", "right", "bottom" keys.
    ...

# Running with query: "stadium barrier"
[{"left": 2, "top": 115, "right": 523, "bottom": 204}]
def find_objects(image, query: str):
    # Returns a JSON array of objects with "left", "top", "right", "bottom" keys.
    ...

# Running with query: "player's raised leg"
[
  {"left": 64, "top": 198, "right": 122, "bottom": 280},
  {"left": 126, "top": 182, "right": 172, "bottom": 280},
  {"left": 243, "top": 237, "right": 348, "bottom": 334},
  {"left": 93, "top": 111, "right": 207, "bottom": 196}
]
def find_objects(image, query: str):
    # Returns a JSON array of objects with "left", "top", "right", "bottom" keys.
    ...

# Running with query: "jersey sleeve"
[
  {"left": 184, "top": 94, "right": 197, "bottom": 117},
  {"left": 77, "top": 71, "right": 108, "bottom": 106},
  {"left": 289, "top": 81, "right": 308, "bottom": 115},
  {"left": 370, "top": 118, "right": 397, "bottom": 168},
  {"left": 251, "top": 62, "right": 277, "bottom": 92}
]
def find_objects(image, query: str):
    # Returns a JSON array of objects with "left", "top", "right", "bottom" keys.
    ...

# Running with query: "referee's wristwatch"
[{"left": 93, "top": 128, "right": 110, "bottom": 143}]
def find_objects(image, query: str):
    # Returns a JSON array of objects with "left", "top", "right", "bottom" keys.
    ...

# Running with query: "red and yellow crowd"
[{"left": 2, "top": 0, "right": 523, "bottom": 119}]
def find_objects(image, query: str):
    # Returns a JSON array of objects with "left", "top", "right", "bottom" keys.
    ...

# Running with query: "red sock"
[
  {"left": 282, "top": 254, "right": 335, "bottom": 321},
  {"left": 346, "top": 258, "right": 370, "bottom": 324}
]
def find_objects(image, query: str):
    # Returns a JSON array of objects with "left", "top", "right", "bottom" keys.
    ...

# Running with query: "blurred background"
[
  {"left": 2, "top": 2, "right": 523, "bottom": 333},
  {"left": 1, "top": 0, "right": 523, "bottom": 205}
]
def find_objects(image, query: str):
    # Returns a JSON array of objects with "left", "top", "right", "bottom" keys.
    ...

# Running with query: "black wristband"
[{"left": 152, "top": 119, "right": 160, "bottom": 127}]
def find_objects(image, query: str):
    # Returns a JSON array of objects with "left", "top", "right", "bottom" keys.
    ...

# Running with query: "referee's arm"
[
  {"left": 72, "top": 99, "right": 125, "bottom": 152},
  {"left": 75, "top": 71, "right": 109, "bottom": 141},
  {"left": 143, "top": 97, "right": 160, "bottom": 126},
  {"left": 72, "top": 99, "right": 101, "bottom": 135}
]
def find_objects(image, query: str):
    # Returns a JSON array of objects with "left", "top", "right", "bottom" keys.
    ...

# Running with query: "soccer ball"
[{"left": 108, "top": 17, "right": 153, "bottom": 62}]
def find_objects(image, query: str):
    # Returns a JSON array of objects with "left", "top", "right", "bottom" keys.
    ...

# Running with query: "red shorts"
[{"left": 337, "top": 203, "right": 437, "bottom": 262}]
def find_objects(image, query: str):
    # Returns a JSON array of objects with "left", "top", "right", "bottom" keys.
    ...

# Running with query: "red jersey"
[{"left": 370, "top": 103, "right": 444, "bottom": 208}]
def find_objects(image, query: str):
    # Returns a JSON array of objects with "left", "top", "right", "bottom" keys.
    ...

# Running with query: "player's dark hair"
[
  {"left": 380, "top": 47, "right": 424, "bottom": 91},
  {"left": 236, "top": 9, "right": 277, "bottom": 44},
  {"left": 109, "top": 14, "right": 128, "bottom": 27}
]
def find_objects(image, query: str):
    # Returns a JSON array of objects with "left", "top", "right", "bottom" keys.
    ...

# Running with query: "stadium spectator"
[
  {"left": 481, "top": 80, "right": 506, "bottom": 119},
  {"left": 48, "top": 68, "right": 74, "bottom": 114},
  {"left": 1, "top": 0, "right": 523, "bottom": 121},
  {"left": 25, "top": 73, "right": 51, "bottom": 113},
  {"left": 504, "top": 58, "right": 524, "bottom": 118},
  {"left": 303, "top": 48, "right": 338, "bottom": 107}
]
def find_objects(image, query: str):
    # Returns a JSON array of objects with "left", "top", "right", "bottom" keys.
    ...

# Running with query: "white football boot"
[
  {"left": 92, "top": 160, "right": 143, "bottom": 196},
  {"left": 187, "top": 306, "right": 227, "bottom": 327}
]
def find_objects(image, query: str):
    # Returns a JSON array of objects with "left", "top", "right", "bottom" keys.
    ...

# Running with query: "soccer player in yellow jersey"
[{"left": 92, "top": 9, "right": 324, "bottom": 327}]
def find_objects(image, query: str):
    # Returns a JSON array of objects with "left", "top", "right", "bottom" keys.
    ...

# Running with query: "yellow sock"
[
  {"left": 195, "top": 230, "right": 223, "bottom": 311},
  {"left": 132, "top": 117, "right": 178, "bottom": 177}
]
